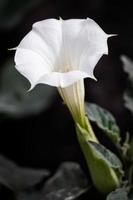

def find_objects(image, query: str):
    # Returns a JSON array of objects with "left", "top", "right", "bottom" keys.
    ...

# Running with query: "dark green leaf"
[
  {"left": 86, "top": 103, "right": 120, "bottom": 143},
  {"left": 0, "top": 155, "right": 50, "bottom": 191},
  {"left": 106, "top": 188, "right": 128, "bottom": 200},
  {"left": 41, "top": 162, "right": 90, "bottom": 200},
  {"left": 88, "top": 141, "right": 122, "bottom": 170},
  {"left": 0, "top": 58, "right": 56, "bottom": 118}
]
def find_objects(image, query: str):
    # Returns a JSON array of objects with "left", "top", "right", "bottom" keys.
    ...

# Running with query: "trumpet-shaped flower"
[
  {"left": 14, "top": 18, "right": 120, "bottom": 193},
  {"left": 14, "top": 18, "right": 110, "bottom": 125},
  {"left": 15, "top": 18, "right": 109, "bottom": 88}
]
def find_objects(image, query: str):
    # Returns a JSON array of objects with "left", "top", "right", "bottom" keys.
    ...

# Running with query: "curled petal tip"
[
  {"left": 59, "top": 16, "right": 63, "bottom": 21},
  {"left": 27, "top": 83, "right": 35, "bottom": 92},
  {"left": 8, "top": 47, "right": 17, "bottom": 51},
  {"left": 108, "top": 34, "right": 118, "bottom": 38},
  {"left": 86, "top": 17, "right": 92, "bottom": 21},
  {"left": 28, "top": 87, "right": 34, "bottom": 92},
  {"left": 91, "top": 75, "right": 97, "bottom": 81}
]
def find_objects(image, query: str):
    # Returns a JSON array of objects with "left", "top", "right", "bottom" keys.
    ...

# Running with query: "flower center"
[
  {"left": 64, "top": 65, "right": 71, "bottom": 72},
  {"left": 55, "top": 65, "right": 73, "bottom": 73}
]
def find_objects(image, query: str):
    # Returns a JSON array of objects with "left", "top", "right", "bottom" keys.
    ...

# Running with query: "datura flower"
[
  {"left": 14, "top": 18, "right": 110, "bottom": 126},
  {"left": 14, "top": 18, "right": 120, "bottom": 194}
]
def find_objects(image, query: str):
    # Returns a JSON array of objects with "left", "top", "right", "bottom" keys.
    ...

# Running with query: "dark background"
[{"left": 0, "top": 0, "right": 132, "bottom": 172}]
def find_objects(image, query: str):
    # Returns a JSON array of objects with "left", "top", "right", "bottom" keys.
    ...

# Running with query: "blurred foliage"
[
  {"left": 86, "top": 103, "right": 120, "bottom": 144},
  {"left": 129, "top": 191, "right": 133, "bottom": 200},
  {"left": 121, "top": 55, "right": 133, "bottom": 175},
  {"left": 0, "top": 0, "right": 46, "bottom": 30},
  {"left": 121, "top": 55, "right": 133, "bottom": 115},
  {"left": 106, "top": 188, "right": 128, "bottom": 200},
  {"left": 41, "top": 162, "right": 89, "bottom": 200},
  {"left": 0, "top": 57, "right": 56, "bottom": 118},
  {"left": 0, "top": 155, "right": 50, "bottom": 192},
  {"left": 0, "top": 156, "right": 89, "bottom": 200},
  {"left": 127, "top": 138, "right": 133, "bottom": 163}
]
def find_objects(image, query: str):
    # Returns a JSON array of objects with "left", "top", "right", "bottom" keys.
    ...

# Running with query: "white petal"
[
  {"left": 37, "top": 70, "right": 90, "bottom": 88},
  {"left": 14, "top": 18, "right": 109, "bottom": 88},
  {"left": 15, "top": 48, "right": 50, "bottom": 88},
  {"left": 17, "top": 19, "right": 62, "bottom": 72},
  {"left": 60, "top": 18, "right": 108, "bottom": 77},
  {"left": 15, "top": 48, "right": 91, "bottom": 88}
]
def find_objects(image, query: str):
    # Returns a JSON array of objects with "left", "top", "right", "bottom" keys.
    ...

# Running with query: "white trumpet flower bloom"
[
  {"left": 14, "top": 18, "right": 110, "bottom": 125},
  {"left": 14, "top": 19, "right": 120, "bottom": 194}
]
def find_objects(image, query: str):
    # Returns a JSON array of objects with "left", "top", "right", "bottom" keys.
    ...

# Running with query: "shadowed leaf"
[
  {"left": 121, "top": 55, "right": 133, "bottom": 83},
  {"left": 41, "top": 162, "right": 90, "bottom": 200},
  {"left": 86, "top": 103, "right": 120, "bottom": 144},
  {"left": 0, "top": 58, "right": 56, "bottom": 118},
  {"left": 129, "top": 192, "right": 133, "bottom": 200},
  {"left": 126, "top": 137, "right": 133, "bottom": 162},
  {"left": 88, "top": 141, "right": 122, "bottom": 171},
  {"left": 17, "top": 190, "right": 42, "bottom": 200},
  {"left": 121, "top": 55, "right": 133, "bottom": 115},
  {"left": 106, "top": 188, "right": 128, "bottom": 200},
  {"left": 0, "top": 0, "right": 45, "bottom": 30},
  {"left": 0, "top": 155, "right": 50, "bottom": 191}
]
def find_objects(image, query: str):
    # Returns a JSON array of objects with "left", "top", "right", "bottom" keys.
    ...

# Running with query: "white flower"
[
  {"left": 14, "top": 18, "right": 111, "bottom": 125},
  {"left": 15, "top": 18, "right": 110, "bottom": 88}
]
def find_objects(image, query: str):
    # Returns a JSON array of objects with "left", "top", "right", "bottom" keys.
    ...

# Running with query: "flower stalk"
[
  {"left": 58, "top": 80, "right": 85, "bottom": 127},
  {"left": 58, "top": 79, "right": 120, "bottom": 194},
  {"left": 58, "top": 80, "right": 97, "bottom": 141}
]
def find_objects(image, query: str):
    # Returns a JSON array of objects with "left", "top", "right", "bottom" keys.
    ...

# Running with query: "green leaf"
[
  {"left": 85, "top": 103, "right": 120, "bottom": 144},
  {"left": 106, "top": 188, "right": 128, "bottom": 200},
  {"left": 42, "top": 162, "right": 89, "bottom": 200},
  {"left": 0, "top": 155, "right": 50, "bottom": 191},
  {"left": 0, "top": 58, "right": 56, "bottom": 118},
  {"left": 88, "top": 141, "right": 122, "bottom": 171}
]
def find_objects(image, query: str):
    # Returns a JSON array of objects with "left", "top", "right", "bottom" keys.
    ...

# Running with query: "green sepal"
[{"left": 76, "top": 123, "right": 122, "bottom": 194}]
